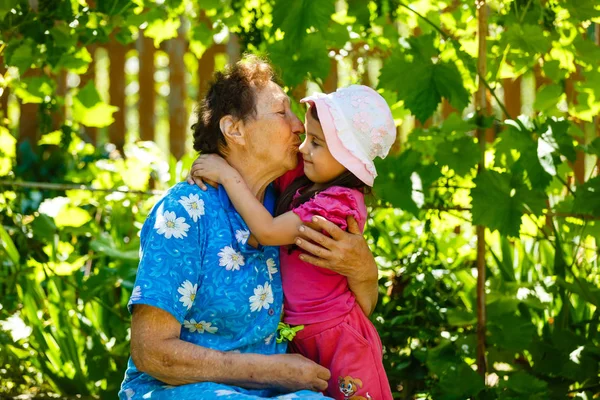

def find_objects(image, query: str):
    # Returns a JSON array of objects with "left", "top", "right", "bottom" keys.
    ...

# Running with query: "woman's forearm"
[
  {"left": 348, "top": 274, "right": 378, "bottom": 316},
  {"left": 134, "top": 336, "right": 273, "bottom": 388}
]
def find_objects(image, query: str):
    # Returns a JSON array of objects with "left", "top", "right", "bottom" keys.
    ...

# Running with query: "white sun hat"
[{"left": 300, "top": 85, "right": 396, "bottom": 186}]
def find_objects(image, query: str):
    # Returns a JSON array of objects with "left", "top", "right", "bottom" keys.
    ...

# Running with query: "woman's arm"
[
  {"left": 131, "top": 304, "right": 330, "bottom": 391},
  {"left": 295, "top": 216, "right": 379, "bottom": 316}
]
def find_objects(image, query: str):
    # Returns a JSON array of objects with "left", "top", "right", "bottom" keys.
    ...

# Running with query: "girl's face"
[{"left": 299, "top": 108, "right": 346, "bottom": 183}]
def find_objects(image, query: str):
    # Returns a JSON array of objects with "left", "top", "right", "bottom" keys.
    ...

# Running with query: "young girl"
[{"left": 190, "top": 85, "right": 396, "bottom": 400}]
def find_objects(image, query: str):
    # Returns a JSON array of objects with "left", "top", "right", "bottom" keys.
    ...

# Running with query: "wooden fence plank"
[
  {"left": 502, "top": 76, "right": 522, "bottom": 120},
  {"left": 18, "top": 69, "right": 40, "bottom": 149},
  {"left": 0, "top": 55, "right": 8, "bottom": 123},
  {"left": 138, "top": 33, "right": 156, "bottom": 141},
  {"left": 168, "top": 23, "right": 187, "bottom": 159},
  {"left": 108, "top": 40, "right": 127, "bottom": 152},
  {"left": 323, "top": 58, "right": 338, "bottom": 93}
]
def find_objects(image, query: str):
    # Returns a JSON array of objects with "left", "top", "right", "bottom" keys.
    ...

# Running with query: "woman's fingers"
[
  {"left": 298, "top": 224, "right": 336, "bottom": 250},
  {"left": 295, "top": 237, "right": 333, "bottom": 265},
  {"left": 308, "top": 216, "right": 346, "bottom": 241}
]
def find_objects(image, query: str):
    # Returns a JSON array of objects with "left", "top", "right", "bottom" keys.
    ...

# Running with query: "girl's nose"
[{"left": 299, "top": 138, "right": 309, "bottom": 155}]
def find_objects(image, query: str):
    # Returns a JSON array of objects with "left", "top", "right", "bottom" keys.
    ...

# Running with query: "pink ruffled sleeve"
[
  {"left": 275, "top": 154, "right": 305, "bottom": 193},
  {"left": 292, "top": 187, "right": 367, "bottom": 232}
]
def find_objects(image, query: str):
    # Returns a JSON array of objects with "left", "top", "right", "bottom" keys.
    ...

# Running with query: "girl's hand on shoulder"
[{"left": 186, "top": 154, "right": 235, "bottom": 189}]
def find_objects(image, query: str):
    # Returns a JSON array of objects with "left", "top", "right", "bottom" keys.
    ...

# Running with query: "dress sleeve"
[
  {"left": 275, "top": 154, "right": 305, "bottom": 193},
  {"left": 127, "top": 189, "right": 205, "bottom": 324},
  {"left": 292, "top": 187, "right": 367, "bottom": 232}
]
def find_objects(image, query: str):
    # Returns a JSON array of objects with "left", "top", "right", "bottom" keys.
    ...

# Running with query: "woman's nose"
[{"left": 290, "top": 113, "right": 305, "bottom": 136}]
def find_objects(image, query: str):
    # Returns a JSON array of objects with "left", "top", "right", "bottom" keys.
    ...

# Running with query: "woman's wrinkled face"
[
  {"left": 241, "top": 81, "right": 304, "bottom": 174},
  {"left": 299, "top": 107, "right": 346, "bottom": 183}
]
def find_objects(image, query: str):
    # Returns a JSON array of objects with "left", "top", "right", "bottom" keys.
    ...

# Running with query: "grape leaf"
[
  {"left": 471, "top": 170, "right": 547, "bottom": 237},
  {"left": 435, "top": 136, "right": 480, "bottom": 176},
  {"left": 379, "top": 36, "right": 469, "bottom": 122},
  {"left": 272, "top": 0, "right": 335, "bottom": 45}
]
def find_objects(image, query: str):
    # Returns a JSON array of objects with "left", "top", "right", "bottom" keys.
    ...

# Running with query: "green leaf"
[
  {"left": 564, "top": 0, "right": 600, "bottom": 21},
  {"left": 7, "top": 40, "right": 34, "bottom": 73},
  {"left": 471, "top": 170, "right": 547, "bottom": 236},
  {"left": 501, "top": 371, "right": 548, "bottom": 395},
  {"left": 13, "top": 75, "right": 55, "bottom": 104},
  {"left": 189, "top": 23, "right": 213, "bottom": 59},
  {"left": 0, "top": 0, "right": 19, "bottom": 20},
  {"left": 379, "top": 36, "right": 469, "bottom": 122},
  {"left": 269, "top": 34, "right": 331, "bottom": 87},
  {"left": 72, "top": 82, "right": 118, "bottom": 128},
  {"left": 505, "top": 24, "right": 551, "bottom": 55},
  {"left": 346, "top": 0, "right": 371, "bottom": 26},
  {"left": 272, "top": 0, "right": 335, "bottom": 45},
  {"left": 374, "top": 149, "right": 430, "bottom": 214},
  {"left": 435, "top": 137, "right": 479, "bottom": 176},
  {"left": 90, "top": 237, "right": 139, "bottom": 261},
  {"left": 0, "top": 126, "right": 16, "bottom": 175},
  {"left": 573, "top": 176, "right": 600, "bottom": 216},
  {"left": 0, "top": 223, "right": 19, "bottom": 264},
  {"left": 145, "top": 17, "right": 181, "bottom": 47},
  {"left": 496, "top": 126, "right": 553, "bottom": 189},
  {"left": 54, "top": 205, "right": 92, "bottom": 228},
  {"left": 534, "top": 84, "right": 563, "bottom": 111},
  {"left": 56, "top": 47, "right": 92, "bottom": 74},
  {"left": 446, "top": 308, "right": 476, "bottom": 326}
]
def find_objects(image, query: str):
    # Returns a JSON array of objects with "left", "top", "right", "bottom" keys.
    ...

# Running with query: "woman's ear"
[{"left": 220, "top": 115, "right": 245, "bottom": 145}]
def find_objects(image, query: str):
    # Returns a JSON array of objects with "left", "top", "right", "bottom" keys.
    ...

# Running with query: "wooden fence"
[{"left": 1, "top": 25, "right": 599, "bottom": 181}]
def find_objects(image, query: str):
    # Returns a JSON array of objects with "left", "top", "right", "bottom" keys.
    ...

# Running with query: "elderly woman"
[{"left": 119, "top": 56, "right": 379, "bottom": 399}]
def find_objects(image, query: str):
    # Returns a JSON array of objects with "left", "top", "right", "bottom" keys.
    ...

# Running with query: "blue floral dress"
[{"left": 119, "top": 182, "right": 328, "bottom": 400}]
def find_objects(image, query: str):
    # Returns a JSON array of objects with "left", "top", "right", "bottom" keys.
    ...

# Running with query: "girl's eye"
[
  {"left": 278, "top": 110, "right": 286, "bottom": 115},
  {"left": 311, "top": 138, "right": 319, "bottom": 147}
]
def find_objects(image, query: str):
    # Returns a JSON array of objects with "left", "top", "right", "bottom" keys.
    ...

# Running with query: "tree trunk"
[
  {"left": 138, "top": 32, "right": 156, "bottom": 142},
  {"left": 108, "top": 40, "right": 127, "bottom": 152},
  {"left": 475, "top": 0, "right": 488, "bottom": 380},
  {"left": 168, "top": 23, "right": 188, "bottom": 159}
]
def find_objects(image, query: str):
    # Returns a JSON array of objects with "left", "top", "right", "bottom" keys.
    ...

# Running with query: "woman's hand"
[
  {"left": 295, "top": 215, "right": 379, "bottom": 315},
  {"left": 186, "top": 154, "right": 234, "bottom": 190}
]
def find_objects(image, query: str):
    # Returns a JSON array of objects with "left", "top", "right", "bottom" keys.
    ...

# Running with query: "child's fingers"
[{"left": 194, "top": 177, "right": 207, "bottom": 191}]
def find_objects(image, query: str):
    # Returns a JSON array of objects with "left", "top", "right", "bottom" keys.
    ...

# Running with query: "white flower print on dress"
[
  {"left": 123, "top": 389, "right": 135, "bottom": 400},
  {"left": 249, "top": 282, "right": 274, "bottom": 312},
  {"left": 184, "top": 319, "right": 218, "bottom": 334},
  {"left": 266, "top": 258, "right": 278, "bottom": 281},
  {"left": 218, "top": 245, "right": 245, "bottom": 271},
  {"left": 235, "top": 229, "right": 249, "bottom": 244},
  {"left": 154, "top": 210, "right": 190, "bottom": 239},
  {"left": 178, "top": 280, "right": 198, "bottom": 310},
  {"left": 178, "top": 194, "right": 205, "bottom": 222},
  {"left": 128, "top": 286, "right": 142, "bottom": 306}
]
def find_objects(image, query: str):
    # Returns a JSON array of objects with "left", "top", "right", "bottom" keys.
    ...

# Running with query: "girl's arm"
[
  {"left": 191, "top": 154, "right": 305, "bottom": 246},
  {"left": 221, "top": 170, "right": 305, "bottom": 246}
]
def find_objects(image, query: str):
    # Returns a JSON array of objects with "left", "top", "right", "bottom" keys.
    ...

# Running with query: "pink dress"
[{"left": 276, "top": 162, "right": 392, "bottom": 400}]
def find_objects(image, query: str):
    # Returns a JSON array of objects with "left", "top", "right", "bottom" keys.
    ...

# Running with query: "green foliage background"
[{"left": 1, "top": 0, "right": 600, "bottom": 398}]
